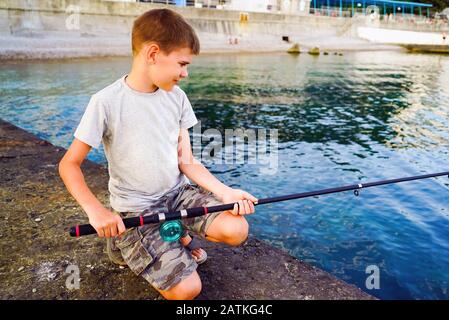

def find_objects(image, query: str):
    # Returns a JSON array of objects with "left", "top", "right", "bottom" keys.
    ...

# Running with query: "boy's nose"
[{"left": 180, "top": 70, "right": 188, "bottom": 78}]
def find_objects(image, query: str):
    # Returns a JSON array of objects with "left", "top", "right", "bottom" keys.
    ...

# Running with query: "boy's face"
[{"left": 150, "top": 47, "right": 193, "bottom": 91}]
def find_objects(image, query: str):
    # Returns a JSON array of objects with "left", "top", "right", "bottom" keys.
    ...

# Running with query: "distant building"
[
  {"left": 226, "top": 0, "right": 311, "bottom": 14},
  {"left": 134, "top": 0, "right": 312, "bottom": 15},
  {"left": 226, "top": 0, "right": 275, "bottom": 12}
]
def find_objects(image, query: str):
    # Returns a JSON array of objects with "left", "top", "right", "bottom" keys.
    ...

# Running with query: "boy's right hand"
[{"left": 88, "top": 207, "right": 126, "bottom": 238}]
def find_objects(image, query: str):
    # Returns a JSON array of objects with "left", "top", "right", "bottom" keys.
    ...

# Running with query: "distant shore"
[{"left": 0, "top": 34, "right": 403, "bottom": 60}]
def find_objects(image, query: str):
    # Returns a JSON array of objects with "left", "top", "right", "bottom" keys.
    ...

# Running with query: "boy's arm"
[
  {"left": 58, "top": 138, "right": 125, "bottom": 237},
  {"left": 178, "top": 129, "right": 257, "bottom": 215}
]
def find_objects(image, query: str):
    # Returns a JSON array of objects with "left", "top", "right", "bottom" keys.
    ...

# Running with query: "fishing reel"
[{"left": 159, "top": 220, "right": 185, "bottom": 242}]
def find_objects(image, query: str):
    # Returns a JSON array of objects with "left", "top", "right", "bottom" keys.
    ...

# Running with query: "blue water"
[{"left": 1, "top": 52, "right": 448, "bottom": 299}]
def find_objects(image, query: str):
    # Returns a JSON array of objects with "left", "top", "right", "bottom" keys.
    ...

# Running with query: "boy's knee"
[
  {"left": 162, "top": 285, "right": 201, "bottom": 300},
  {"left": 159, "top": 274, "right": 202, "bottom": 300},
  {"left": 222, "top": 217, "right": 249, "bottom": 246}
]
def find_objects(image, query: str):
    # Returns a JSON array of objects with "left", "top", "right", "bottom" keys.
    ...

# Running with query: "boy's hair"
[{"left": 132, "top": 9, "right": 200, "bottom": 56}]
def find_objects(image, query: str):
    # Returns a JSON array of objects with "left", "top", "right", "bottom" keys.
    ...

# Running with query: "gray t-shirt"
[{"left": 74, "top": 75, "right": 198, "bottom": 212}]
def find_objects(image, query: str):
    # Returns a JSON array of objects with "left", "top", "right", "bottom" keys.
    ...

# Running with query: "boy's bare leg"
[
  {"left": 178, "top": 211, "right": 248, "bottom": 262},
  {"left": 156, "top": 270, "right": 202, "bottom": 300},
  {"left": 204, "top": 211, "right": 249, "bottom": 246}
]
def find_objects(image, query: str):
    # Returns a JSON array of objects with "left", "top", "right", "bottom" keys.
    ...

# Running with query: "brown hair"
[{"left": 132, "top": 9, "right": 200, "bottom": 56}]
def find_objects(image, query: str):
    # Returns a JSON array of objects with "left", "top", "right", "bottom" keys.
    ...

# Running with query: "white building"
[
  {"left": 226, "top": 0, "right": 311, "bottom": 15},
  {"left": 226, "top": 0, "right": 276, "bottom": 13}
]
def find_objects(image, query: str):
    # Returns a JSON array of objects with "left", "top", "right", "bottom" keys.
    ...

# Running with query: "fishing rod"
[{"left": 69, "top": 171, "right": 449, "bottom": 240}]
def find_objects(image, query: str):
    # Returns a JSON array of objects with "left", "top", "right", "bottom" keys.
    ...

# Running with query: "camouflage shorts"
[{"left": 113, "top": 183, "right": 223, "bottom": 291}]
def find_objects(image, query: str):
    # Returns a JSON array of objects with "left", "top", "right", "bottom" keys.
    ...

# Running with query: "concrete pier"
[{"left": 0, "top": 119, "right": 374, "bottom": 300}]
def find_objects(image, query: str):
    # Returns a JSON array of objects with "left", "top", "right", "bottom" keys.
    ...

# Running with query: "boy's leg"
[
  {"left": 173, "top": 184, "right": 249, "bottom": 246},
  {"left": 156, "top": 269, "right": 202, "bottom": 300},
  {"left": 203, "top": 210, "right": 249, "bottom": 246}
]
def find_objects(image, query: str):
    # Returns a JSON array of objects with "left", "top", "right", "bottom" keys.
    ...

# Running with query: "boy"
[{"left": 58, "top": 9, "right": 257, "bottom": 300}]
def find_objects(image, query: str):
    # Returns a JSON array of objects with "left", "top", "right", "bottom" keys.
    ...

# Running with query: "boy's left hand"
[{"left": 219, "top": 188, "right": 258, "bottom": 216}]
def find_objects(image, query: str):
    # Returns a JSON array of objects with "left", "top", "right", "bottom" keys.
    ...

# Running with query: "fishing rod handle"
[{"left": 69, "top": 216, "right": 149, "bottom": 237}]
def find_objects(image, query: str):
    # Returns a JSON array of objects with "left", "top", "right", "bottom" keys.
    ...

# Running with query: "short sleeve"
[
  {"left": 74, "top": 94, "right": 108, "bottom": 149},
  {"left": 179, "top": 91, "right": 198, "bottom": 129}
]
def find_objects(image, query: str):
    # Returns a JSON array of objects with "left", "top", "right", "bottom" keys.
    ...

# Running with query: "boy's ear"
[{"left": 142, "top": 43, "right": 160, "bottom": 65}]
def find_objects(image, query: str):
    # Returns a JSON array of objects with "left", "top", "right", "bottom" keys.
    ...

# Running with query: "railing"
[
  {"left": 378, "top": 18, "right": 449, "bottom": 32},
  {"left": 309, "top": 5, "right": 449, "bottom": 31}
]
